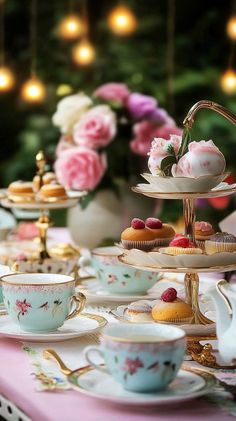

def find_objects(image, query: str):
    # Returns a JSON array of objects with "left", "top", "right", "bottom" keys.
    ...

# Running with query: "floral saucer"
[
  {"left": 67, "top": 366, "right": 216, "bottom": 406},
  {"left": 78, "top": 278, "right": 161, "bottom": 304},
  {"left": 0, "top": 313, "right": 107, "bottom": 342}
]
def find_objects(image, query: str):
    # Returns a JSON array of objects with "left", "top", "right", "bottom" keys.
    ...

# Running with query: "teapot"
[{"left": 206, "top": 280, "right": 236, "bottom": 363}]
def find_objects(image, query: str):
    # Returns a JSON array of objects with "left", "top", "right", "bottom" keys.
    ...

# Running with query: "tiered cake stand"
[{"left": 120, "top": 183, "right": 236, "bottom": 367}]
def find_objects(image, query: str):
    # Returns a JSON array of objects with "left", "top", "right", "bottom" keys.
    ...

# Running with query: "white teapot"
[{"left": 206, "top": 280, "right": 236, "bottom": 363}]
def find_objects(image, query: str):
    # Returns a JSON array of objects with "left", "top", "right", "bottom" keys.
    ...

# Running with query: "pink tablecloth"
[{"left": 0, "top": 337, "right": 233, "bottom": 421}]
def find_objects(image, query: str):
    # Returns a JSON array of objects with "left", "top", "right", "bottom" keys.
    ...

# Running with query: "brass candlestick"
[{"left": 35, "top": 150, "right": 46, "bottom": 189}]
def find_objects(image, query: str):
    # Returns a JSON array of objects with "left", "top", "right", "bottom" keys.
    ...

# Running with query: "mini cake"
[
  {"left": 145, "top": 218, "right": 175, "bottom": 247},
  {"left": 152, "top": 288, "right": 194, "bottom": 324},
  {"left": 205, "top": 232, "right": 236, "bottom": 254},
  {"left": 195, "top": 221, "right": 215, "bottom": 250},
  {"left": 126, "top": 300, "right": 153, "bottom": 322},
  {"left": 121, "top": 218, "right": 156, "bottom": 251},
  {"left": 159, "top": 235, "right": 202, "bottom": 255},
  {"left": 33, "top": 172, "right": 57, "bottom": 191},
  {"left": 8, "top": 181, "right": 34, "bottom": 196},
  {"left": 38, "top": 183, "right": 67, "bottom": 200}
]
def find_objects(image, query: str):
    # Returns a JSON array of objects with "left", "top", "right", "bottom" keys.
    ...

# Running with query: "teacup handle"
[
  {"left": 66, "top": 292, "right": 86, "bottom": 320},
  {"left": 84, "top": 346, "right": 109, "bottom": 373}
]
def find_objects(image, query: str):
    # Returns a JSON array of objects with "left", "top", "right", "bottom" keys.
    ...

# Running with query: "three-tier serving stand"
[{"left": 121, "top": 100, "right": 236, "bottom": 368}]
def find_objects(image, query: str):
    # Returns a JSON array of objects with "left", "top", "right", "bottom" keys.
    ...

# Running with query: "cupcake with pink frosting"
[{"left": 195, "top": 221, "right": 215, "bottom": 250}]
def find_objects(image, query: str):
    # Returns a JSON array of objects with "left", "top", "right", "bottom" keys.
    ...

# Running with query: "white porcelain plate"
[
  {"left": 132, "top": 182, "right": 236, "bottom": 200},
  {"left": 0, "top": 313, "right": 107, "bottom": 342},
  {"left": 1, "top": 191, "right": 86, "bottom": 210},
  {"left": 111, "top": 305, "right": 216, "bottom": 336},
  {"left": 78, "top": 278, "right": 162, "bottom": 304},
  {"left": 141, "top": 172, "right": 229, "bottom": 193},
  {"left": 68, "top": 366, "right": 216, "bottom": 406}
]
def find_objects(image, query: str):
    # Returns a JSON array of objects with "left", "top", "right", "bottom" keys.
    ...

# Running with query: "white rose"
[{"left": 52, "top": 93, "right": 92, "bottom": 134}]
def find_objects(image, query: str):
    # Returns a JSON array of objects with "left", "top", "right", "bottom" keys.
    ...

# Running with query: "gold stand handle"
[
  {"left": 66, "top": 292, "right": 86, "bottom": 320},
  {"left": 36, "top": 212, "right": 52, "bottom": 260}
]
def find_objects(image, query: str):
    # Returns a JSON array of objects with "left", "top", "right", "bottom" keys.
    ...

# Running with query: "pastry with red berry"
[
  {"left": 121, "top": 218, "right": 156, "bottom": 251},
  {"left": 152, "top": 287, "right": 194, "bottom": 324},
  {"left": 159, "top": 234, "right": 202, "bottom": 255},
  {"left": 145, "top": 218, "right": 175, "bottom": 247}
]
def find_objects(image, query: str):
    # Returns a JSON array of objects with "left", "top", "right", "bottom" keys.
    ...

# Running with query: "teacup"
[
  {"left": 80, "top": 246, "right": 159, "bottom": 294},
  {"left": 84, "top": 323, "right": 186, "bottom": 392},
  {"left": 1, "top": 273, "right": 86, "bottom": 332}
]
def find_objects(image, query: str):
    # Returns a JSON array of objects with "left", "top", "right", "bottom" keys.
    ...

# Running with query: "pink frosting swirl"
[{"left": 195, "top": 221, "right": 213, "bottom": 232}]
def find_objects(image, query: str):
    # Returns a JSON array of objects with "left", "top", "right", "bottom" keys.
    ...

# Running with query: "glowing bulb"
[
  {"left": 72, "top": 40, "right": 95, "bottom": 66},
  {"left": 0, "top": 66, "right": 15, "bottom": 92},
  {"left": 108, "top": 5, "right": 137, "bottom": 36},
  {"left": 21, "top": 77, "right": 46, "bottom": 103},
  {"left": 58, "top": 14, "right": 84, "bottom": 40},
  {"left": 227, "top": 16, "right": 236, "bottom": 40},
  {"left": 56, "top": 84, "right": 73, "bottom": 96},
  {"left": 221, "top": 69, "right": 236, "bottom": 94}
]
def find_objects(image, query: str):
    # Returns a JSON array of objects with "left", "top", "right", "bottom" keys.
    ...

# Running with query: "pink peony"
[
  {"left": 16, "top": 222, "right": 39, "bottom": 240},
  {"left": 127, "top": 93, "right": 157, "bottom": 120},
  {"left": 54, "top": 147, "right": 107, "bottom": 191},
  {"left": 73, "top": 105, "right": 116, "bottom": 149},
  {"left": 93, "top": 83, "right": 130, "bottom": 105},
  {"left": 148, "top": 134, "right": 182, "bottom": 175},
  {"left": 171, "top": 140, "right": 226, "bottom": 178},
  {"left": 55, "top": 135, "right": 74, "bottom": 157}
]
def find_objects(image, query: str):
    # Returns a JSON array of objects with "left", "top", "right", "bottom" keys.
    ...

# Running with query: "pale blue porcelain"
[
  {"left": 90, "top": 247, "right": 159, "bottom": 294},
  {"left": 84, "top": 323, "right": 186, "bottom": 393},
  {"left": 1, "top": 273, "right": 85, "bottom": 332},
  {"left": 0, "top": 264, "right": 13, "bottom": 304}
]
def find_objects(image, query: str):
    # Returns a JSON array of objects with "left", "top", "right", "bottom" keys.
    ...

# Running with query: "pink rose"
[
  {"left": 148, "top": 134, "right": 182, "bottom": 175},
  {"left": 54, "top": 147, "right": 107, "bottom": 191},
  {"left": 171, "top": 140, "right": 226, "bottom": 177},
  {"left": 93, "top": 83, "right": 130, "bottom": 105},
  {"left": 55, "top": 135, "right": 74, "bottom": 157},
  {"left": 130, "top": 122, "right": 182, "bottom": 157},
  {"left": 16, "top": 222, "right": 39, "bottom": 240},
  {"left": 73, "top": 105, "right": 116, "bottom": 149},
  {"left": 127, "top": 93, "right": 157, "bottom": 120}
]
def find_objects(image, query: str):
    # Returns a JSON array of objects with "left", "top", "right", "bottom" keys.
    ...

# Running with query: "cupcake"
[
  {"left": 145, "top": 218, "right": 175, "bottom": 247},
  {"left": 126, "top": 300, "right": 153, "bottom": 322},
  {"left": 195, "top": 221, "right": 215, "bottom": 250},
  {"left": 205, "top": 232, "right": 236, "bottom": 254},
  {"left": 159, "top": 235, "right": 202, "bottom": 255},
  {"left": 121, "top": 218, "right": 156, "bottom": 251},
  {"left": 152, "top": 288, "right": 194, "bottom": 324}
]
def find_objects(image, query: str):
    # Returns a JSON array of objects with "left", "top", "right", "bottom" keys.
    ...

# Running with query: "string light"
[
  {"left": 108, "top": 4, "right": 137, "bottom": 36},
  {"left": 227, "top": 15, "right": 236, "bottom": 40},
  {"left": 221, "top": 69, "right": 236, "bottom": 94},
  {"left": 56, "top": 84, "right": 73, "bottom": 96},
  {"left": 0, "top": 66, "right": 14, "bottom": 92},
  {"left": 58, "top": 14, "right": 84, "bottom": 40},
  {"left": 72, "top": 39, "right": 95, "bottom": 65},
  {"left": 21, "top": 77, "right": 46, "bottom": 102},
  {"left": 0, "top": 0, "right": 14, "bottom": 92}
]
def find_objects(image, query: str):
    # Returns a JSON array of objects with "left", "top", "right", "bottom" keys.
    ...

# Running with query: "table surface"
[{"left": 0, "top": 227, "right": 234, "bottom": 421}]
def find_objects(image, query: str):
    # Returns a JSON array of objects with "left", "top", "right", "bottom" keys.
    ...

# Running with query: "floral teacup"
[
  {"left": 84, "top": 323, "right": 186, "bottom": 392},
  {"left": 80, "top": 246, "right": 159, "bottom": 294},
  {"left": 1, "top": 273, "right": 86, "bottom": 332}
]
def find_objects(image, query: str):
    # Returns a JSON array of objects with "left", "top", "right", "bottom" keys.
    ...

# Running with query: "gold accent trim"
[
  {"left": 132, "top": 186, "right": 236, "bottom": 199},
  {"left": 0, "top": 272, "right": 75, "bottom": 286}
]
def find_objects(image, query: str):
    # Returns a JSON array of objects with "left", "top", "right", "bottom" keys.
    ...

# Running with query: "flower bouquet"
[{"left": 52, "top": 82, "right": 182, "bottom": 206}]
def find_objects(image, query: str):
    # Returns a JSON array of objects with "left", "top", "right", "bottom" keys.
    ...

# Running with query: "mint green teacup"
[
  {"left": 1, "top": 273, "right": 86, "bottom": 332},
  {"left": 80, "top": 246, "right": 160, "bottom": 294}
]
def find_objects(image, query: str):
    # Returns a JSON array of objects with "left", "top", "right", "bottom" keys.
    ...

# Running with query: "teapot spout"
[{"left": 206, "top": 280, "right": 231, "bottom": 337}]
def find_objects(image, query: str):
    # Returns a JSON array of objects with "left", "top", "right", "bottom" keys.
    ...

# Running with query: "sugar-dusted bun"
[
  {"left": 127, "top": 300, "right": 153, "bottom": 322},
  {"left": 8, "top": 181, "right": 34, "bottom": 195},
  {"left": 39, "top": 184, "right": 67, "bottom": 198}
]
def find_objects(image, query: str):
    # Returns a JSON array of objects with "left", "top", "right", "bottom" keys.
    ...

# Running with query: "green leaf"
[
  {"left": 178, "top": 128, "right": 191, "bottom": 158},
  {"left": 79, "top": 191, "right": 96, "bottom": 210},
  {"left": 160, "top": 155, "right": 177, "bottom": 176},
  {"left": 123, "top": 274, "right": 131, "bottom": 278},
  {"left": 166, "top": 144, "right": 175, "bottom": 156}
]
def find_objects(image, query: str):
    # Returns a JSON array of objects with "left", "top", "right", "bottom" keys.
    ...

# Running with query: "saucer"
[
  {"left": 0, "top": 313, "right": 107, "bottom": 342},
  {"left": 68, "top": 366, "right": 216, "bottom": 406},
  {"left": 79, "top": 279, "right": 161, "bottom": 304}
]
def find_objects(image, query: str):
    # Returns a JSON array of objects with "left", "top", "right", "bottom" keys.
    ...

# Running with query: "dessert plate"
[
  {"left": 111, "top": 305, "right": 216, "bottom": 336},
  {"left": 68, "top": 366, "right": 216, "bottom": 406},
  {"left": 119, "top": 248, "right": 236, "bottom": 270},
  {"left": 0, "top": 313, "right": 107, "bottom": 342},
  {"left": 132, "top": 182, "right": 236, "bottom": 200},
  {"left": 78, "top": 278, "right": 162, "bottom": 304},
  {"left": 141, "top": 172, "right": 229, "bottom": 193}
]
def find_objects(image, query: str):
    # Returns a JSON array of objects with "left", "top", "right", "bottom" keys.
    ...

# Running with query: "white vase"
[{"left": 67, "top": 188, "right": 160, "bottom": 249}]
